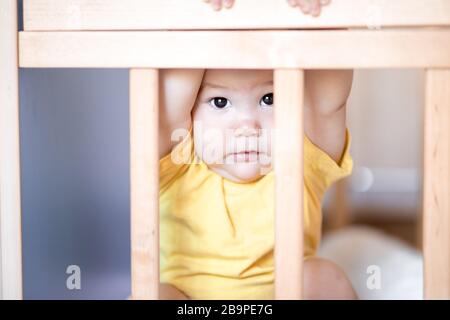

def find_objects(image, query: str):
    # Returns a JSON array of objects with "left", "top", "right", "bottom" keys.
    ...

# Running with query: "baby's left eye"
[{"left": 260, "top": 93, "right": 273, "bottom": 106}]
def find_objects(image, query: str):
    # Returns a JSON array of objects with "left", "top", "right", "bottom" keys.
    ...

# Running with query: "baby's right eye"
[{"left": 209, "top": 97, "right": 231, "bottom": 109}]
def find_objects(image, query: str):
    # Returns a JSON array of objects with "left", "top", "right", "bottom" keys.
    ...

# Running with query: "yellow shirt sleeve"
[
  {"left": 303, "top": 127, "right": 353, "bottom": 200},
  {"left": 301, "top": 128, "right": 353, "bottom": 257}
]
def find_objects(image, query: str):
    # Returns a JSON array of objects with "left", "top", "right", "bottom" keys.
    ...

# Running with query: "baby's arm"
[
  {"left": 304, "top": 70, "right": 353, "bottom": 164},
  {"left": 159, "top": 69, "right": 204, "bottom": 159},
  {"left": 159, "top": 70, "right": 204, "bottom": 299}
]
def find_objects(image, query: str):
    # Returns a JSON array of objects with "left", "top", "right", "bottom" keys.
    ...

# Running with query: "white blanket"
[{"left": 318, "top": 225, "right": 423, "bottom": 299}]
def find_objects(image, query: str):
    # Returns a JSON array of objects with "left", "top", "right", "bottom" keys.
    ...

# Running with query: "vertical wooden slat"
[
  {"left": 129, "top": 69, "right": 159, "bottom": 300},
  {"left": 423, "top": 68, "right": 450, "bottom": 299},
  {"left": 274, "top": 69, "right": 304, "bottom": 299},
  {"left": 0, "top": 0, "right": 23, "bottom": 300}
]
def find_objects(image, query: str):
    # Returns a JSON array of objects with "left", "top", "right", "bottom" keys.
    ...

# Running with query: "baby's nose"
[{"left": 234, "top": 125, "right": 259, "bottom": 137}]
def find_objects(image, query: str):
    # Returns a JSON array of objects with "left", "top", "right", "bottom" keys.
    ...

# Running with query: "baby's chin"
[{"left": 209, "top": 162, "right": 272, "bottom": 184}]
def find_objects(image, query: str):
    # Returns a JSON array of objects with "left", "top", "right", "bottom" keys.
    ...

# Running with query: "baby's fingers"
[
  {"left": 297, "top": 0, "right": 320, "bottom": 16},
  {"left": 203, "top": 0, "right": 221, "bottom": 11},
  {"left": 320, "top": 0, "right": 331, "bottom": 5},
  {"left": 289, "top": 0, "right": 332, "bottom": 17},
  {"left": 223, "top": 0, "right": 235, "bottom": 9},
  {"left": 203, "top": 0, "right": 235, "bottom": 11}
]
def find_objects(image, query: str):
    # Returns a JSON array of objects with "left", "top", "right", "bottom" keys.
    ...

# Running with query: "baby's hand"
[
  {"left": 202, "top": 0, "right": 235, "bottom": 11},
  {"left": 287, "top": 0, "right": 331, "bottom": 17},
  {"left": 202, "top": 0, "right": 330, "bottom": 16}
]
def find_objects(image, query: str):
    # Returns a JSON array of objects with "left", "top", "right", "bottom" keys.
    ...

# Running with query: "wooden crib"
[{"left": 1, "top": 0, "right": 449, "bottom": 300}]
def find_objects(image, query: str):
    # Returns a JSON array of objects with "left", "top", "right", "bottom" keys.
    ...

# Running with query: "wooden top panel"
[{"left": 23, "top": 0, "right": 450, "bottom": 31}]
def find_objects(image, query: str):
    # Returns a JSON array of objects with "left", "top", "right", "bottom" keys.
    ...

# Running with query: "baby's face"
[{"left": 192, "top": 69, "right": 274, "bottom": 183}]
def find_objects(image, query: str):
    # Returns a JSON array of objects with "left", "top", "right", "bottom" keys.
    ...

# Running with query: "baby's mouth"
[{"left": 230, "top": 151, "right": 261, "bottom": 162}]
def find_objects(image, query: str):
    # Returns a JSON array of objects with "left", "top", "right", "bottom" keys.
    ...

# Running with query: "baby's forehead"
[{"left": 202, "top": 69, "right": 273, "bottom": 90}]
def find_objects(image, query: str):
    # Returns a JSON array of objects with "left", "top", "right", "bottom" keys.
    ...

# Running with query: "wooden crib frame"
[{"left": 1, "top": 0, "right": 450, "bottom": 300}]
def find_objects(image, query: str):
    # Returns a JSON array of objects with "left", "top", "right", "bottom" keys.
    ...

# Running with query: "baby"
[{"left": 158, "top": 0, "right": 356, "bottom": 299}]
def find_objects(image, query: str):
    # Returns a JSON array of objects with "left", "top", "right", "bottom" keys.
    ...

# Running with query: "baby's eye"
[
  {"left": 209, "top": 97, "right": 231, "bottom": 109},
  {"left": 260, "top": 93, "right": 273, "bottom": 107}
]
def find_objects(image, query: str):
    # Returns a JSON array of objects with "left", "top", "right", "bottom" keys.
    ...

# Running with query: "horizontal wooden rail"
[
  {"left": 23, "top": 0, "right": 450, "bottom": 31},
  {"left": 19, "top": 29, "right": 450, "bottom": 69}
]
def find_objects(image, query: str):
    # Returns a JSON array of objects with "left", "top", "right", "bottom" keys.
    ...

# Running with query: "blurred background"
[
  {"left": 324, "top": 68, "right": 423, "bottom": 244},
  {"left": 320, "top": 69, "right": 424, "bottom": 299},
  {"left": 3, "top": 0, "right": 424, "bottom": 299}
]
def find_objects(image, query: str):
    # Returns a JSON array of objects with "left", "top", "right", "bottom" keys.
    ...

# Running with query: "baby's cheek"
[
  {"left": 258, "top": 130, "right": 273, "bottom": 155},
  {"left": 195, "top": 138, "right": 226, "bottom": 165}
]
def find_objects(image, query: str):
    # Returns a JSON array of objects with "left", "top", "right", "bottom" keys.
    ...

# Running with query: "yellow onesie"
[{"left": 159, "top": 126, "right": 353, "bottom": 299}]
